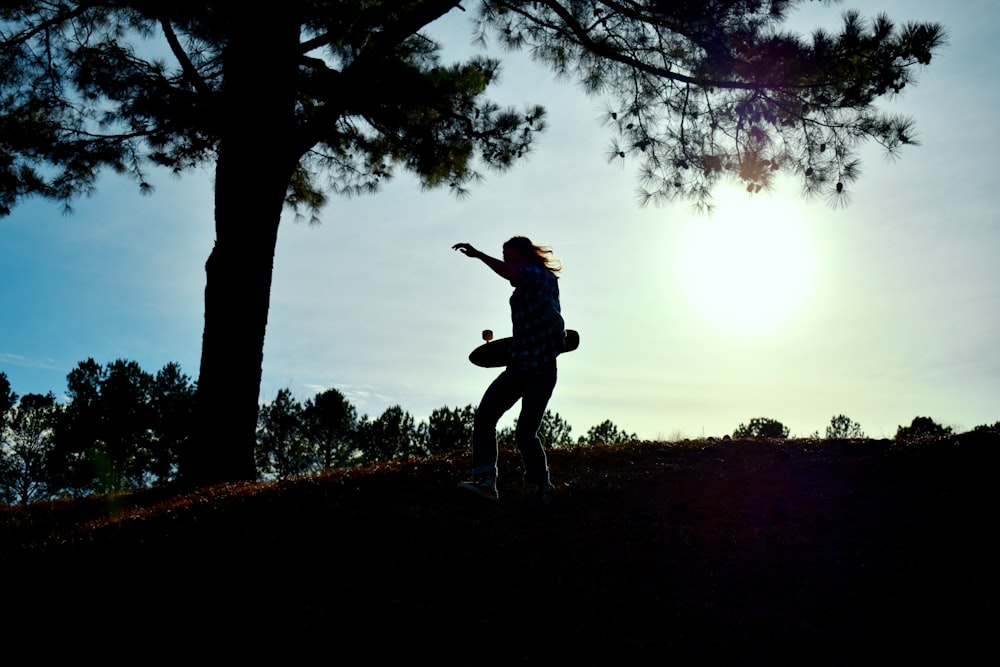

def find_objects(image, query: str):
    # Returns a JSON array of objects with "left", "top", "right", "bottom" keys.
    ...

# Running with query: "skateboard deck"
[{"left": 469, "top": 329, "right": 579, "bottom": 368}]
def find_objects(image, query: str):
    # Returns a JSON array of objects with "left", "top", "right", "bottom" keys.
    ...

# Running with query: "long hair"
[{"left": 504, "top": 236, "right": 562, "bottom": 275}]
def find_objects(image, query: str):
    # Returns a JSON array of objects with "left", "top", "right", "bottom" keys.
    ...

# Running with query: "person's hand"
[{"left": 452, "top": 243, "right": 480, "bottom": 259}]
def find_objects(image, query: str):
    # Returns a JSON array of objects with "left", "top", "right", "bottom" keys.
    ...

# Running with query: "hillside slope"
[{"left": 2, "top": 436, "right": 995, "bottom": 663}]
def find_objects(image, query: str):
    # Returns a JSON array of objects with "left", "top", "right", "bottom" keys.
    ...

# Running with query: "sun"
[{"left": 675, "top": 187, "right": 817, "bottom": 338}]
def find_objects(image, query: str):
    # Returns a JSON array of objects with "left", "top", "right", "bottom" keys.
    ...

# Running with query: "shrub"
[
  {"left": 895, "top": 416, "right": 952, "bottom": 442},
  {"left": 733, "top": 417, "right": 789, "bottom": 439}
]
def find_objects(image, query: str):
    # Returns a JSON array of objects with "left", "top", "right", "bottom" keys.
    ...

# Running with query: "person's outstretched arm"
[{"left": 452, "top": 243, "right": 521, "bottom": 283}]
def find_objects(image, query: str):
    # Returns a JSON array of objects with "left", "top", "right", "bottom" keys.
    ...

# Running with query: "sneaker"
[
  {"left": 528, "top": 482, "right": 555, "bottom": 507},
  {"left": 457, "top": 476, "right": 499, "bottom": 502}
]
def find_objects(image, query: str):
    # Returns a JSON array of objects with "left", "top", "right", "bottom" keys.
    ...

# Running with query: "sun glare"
[{"left": 676, "top": 187, "right": 817, "bottom": 338}]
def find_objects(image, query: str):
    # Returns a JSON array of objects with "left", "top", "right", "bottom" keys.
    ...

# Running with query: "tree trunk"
[{"left": 183, "top": 12, "right": 302, "bottom": 486}]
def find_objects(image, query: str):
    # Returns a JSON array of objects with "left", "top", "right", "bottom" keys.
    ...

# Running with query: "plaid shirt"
[{"left": 509, "top": 264, "right": 565, "bottom": 369}]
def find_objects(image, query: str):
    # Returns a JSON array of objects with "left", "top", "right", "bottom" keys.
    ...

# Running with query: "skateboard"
[{"left": 469, "top": 329, "right": 580, "bottom": 368}]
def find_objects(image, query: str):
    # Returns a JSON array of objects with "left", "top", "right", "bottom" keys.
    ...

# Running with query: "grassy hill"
[{"left": 2, "top": 434, "right": 995, "bottom": 664}]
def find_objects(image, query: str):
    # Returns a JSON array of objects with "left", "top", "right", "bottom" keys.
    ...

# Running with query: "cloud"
[{"left": 0, "top": 353, "right": 62, "bottom": 370}]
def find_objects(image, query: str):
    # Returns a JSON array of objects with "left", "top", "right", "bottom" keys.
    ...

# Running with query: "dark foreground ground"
[{"left": 2, "top": 435, "right": 995, "bottom": 664}]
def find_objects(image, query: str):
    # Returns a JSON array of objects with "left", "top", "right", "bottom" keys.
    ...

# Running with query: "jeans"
[{"left": 471, "top": 361, "right": 557, "bottom": 485}]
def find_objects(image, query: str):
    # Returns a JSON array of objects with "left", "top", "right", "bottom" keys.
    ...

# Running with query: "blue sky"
[{"left": 2, "top": 1, "right": 998, "bottom": 440}]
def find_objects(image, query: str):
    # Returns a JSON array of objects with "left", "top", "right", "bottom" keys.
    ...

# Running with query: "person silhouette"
[{"left": 452, "top": 236, "right": 566, "bottom": 505}]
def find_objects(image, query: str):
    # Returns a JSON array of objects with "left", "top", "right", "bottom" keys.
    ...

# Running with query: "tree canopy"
[
  {"left": 475, "top": 1, "right": 945, "bottom": 209},
  {"left": 1, "top": 2, "right": 946, "bottom": 212},
  {"left": 0, "top": 2, "right": 946, "bottom": 484},
  {"left": 826, "top": 413, "right": 865, "bottom": 439},
  {"left": 0, "top": 1, "right": 542, "bottom": 215}
]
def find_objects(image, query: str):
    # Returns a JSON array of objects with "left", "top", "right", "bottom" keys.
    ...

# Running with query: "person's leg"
[
  {"left": 513, "top": 362, "right": 557, "bottom": 486},
  {"left": 470, "top": 369, "right": 522, "bottom": 479}
]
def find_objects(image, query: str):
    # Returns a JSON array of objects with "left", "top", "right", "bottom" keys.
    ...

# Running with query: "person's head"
[{"left": 502, "top": 236, "right": 561, "bottom": 275}]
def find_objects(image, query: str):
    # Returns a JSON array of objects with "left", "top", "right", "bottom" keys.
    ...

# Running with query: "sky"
[{"left": 2, "top": 1, "right": 998, "bottom": 441}]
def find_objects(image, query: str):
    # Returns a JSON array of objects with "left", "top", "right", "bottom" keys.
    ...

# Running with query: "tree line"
[
  {"left": 0, "top": 362, "right": 637, "bottom": 506},
  {"left": 5, "top": 362, "right": 996, "bottom": 507},
  {"left": 728, "top": 414, "right": 993, "bottom": 442}
]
